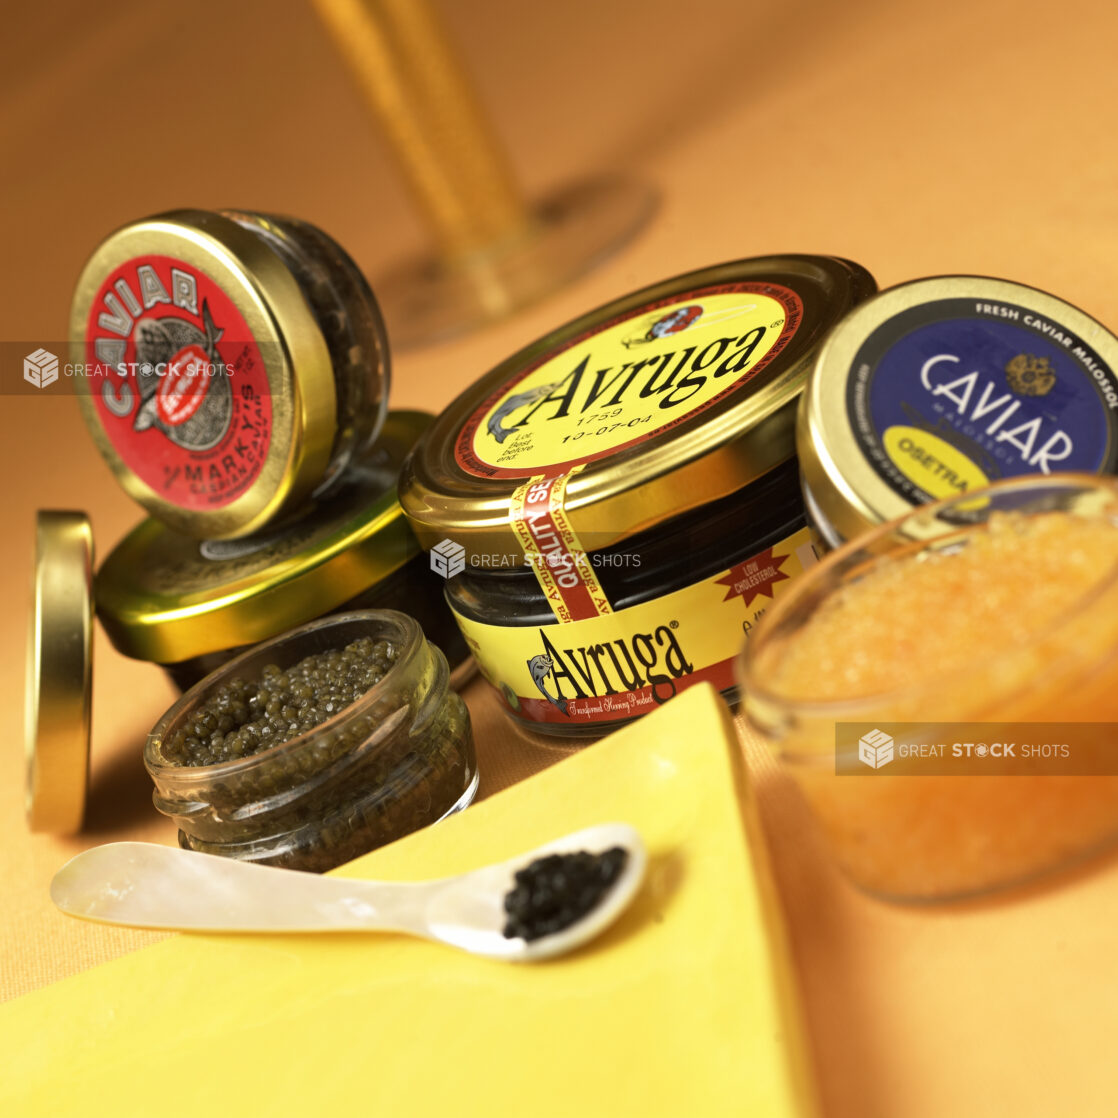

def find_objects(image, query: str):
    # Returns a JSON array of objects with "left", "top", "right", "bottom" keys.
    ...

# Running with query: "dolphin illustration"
[
  {"left": 526, "top": 653, "right": 569, "bottom": 715},
  {"left": 487, "top": 382, "right": 558, "bottom": 444}
]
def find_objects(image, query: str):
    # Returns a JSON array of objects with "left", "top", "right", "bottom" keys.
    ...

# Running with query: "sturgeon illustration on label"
[
  {"left": 455, "top": 283, "right": 804, "bottom": 479},
  {"left": 85, "top": 254, "right": 272, "bottom": 510},
  {"left": 847, "top": 299, "right": 1118, "bottom": 503},
  {"left": 454, "top": 527, "right": 816, "bottom": 725}
]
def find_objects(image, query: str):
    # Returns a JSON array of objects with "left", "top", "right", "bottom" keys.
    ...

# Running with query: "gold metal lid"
[
  {"left": 95, "top": 410, "right": 431, "bottom": 664},
  {"left": 70, "top": 210, "right": 338, "bottom": 539},
  {"left": 798, "top": 275, "right": 1118, "bottom": 545},
  {"left": 26, "top": 511, "right": 93, "bottom": 834},
  {"left": 400, "top": 256, "right": 876, "bottom": 552}
]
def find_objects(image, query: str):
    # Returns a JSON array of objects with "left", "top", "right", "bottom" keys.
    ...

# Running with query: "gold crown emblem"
[{"left": 1005, "top": 353, "right": 1056, "bottom": 397}]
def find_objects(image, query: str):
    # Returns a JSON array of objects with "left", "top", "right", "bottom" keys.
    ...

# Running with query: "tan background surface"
[{"left": 4, "top": 1, "right": 1118, "bottom": 1114}]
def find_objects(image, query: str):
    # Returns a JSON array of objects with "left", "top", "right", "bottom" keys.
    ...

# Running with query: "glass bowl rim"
[
  {"left": 739, "top": 471, "right": 1118, "bottom": 727},
  {"left": 143, "top": 608, "right": 427, "bottom": 780}
]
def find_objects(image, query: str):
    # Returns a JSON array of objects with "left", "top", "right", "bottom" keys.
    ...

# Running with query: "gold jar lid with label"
[
  {"left": 400, "top": 256, "right": 876, "bottom": 556},
  {"left": 95, "top": 411, "right": 431, "bottom": 668},
  {"left": 798, "top": 275, "right": 1118, "bottom": 547},
  {"left": 71, "top": 209, "right": 390, "bottom": 539},
  {"left": 26, "top": 511, "right": 93, "bottom": 834}
]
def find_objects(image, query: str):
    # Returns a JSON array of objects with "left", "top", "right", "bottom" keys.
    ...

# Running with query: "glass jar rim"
[
  {"left": 144, "top": 608, "right": 426, "bottom": 780},
  {"left": 739, "top": 471, "right": 1118, "bottom": 728}
]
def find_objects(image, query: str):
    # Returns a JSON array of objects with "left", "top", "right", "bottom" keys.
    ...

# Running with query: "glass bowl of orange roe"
[{"left": 739, "top": 473, "right": 1118, "bottom": 901}]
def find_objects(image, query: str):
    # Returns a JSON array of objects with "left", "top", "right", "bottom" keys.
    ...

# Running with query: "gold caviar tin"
[
  {"left": 94, "top": 411, "right": 466, "bottom": 689},
  {"left": 26, "top": 511, "right": 93, "bottom": 833},
  {"left": 71, "top": 210, "right": 390, "bottom": 539},
  {"left": 798, "top": 275, "right": 1118, "bottom": 547}
]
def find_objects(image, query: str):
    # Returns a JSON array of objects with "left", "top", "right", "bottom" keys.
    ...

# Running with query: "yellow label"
[
  {"left": 458, "top": 287, "right": 800, "bottom": 477},
  {"left": 882, "top": 426, "right": 991, "bottom": 499},
  {"left": 453, "top": 527, "right": 816, "bottom": 727}
]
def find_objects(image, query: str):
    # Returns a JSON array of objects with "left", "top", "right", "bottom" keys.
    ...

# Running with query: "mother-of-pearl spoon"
[{"left": 50, "top": 822, "right": 646, "bottom": 962}]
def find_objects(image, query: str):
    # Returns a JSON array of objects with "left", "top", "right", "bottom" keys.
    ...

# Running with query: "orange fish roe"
[
  {"left": 764, "top": 511, "right": 1118, "bottom": 703},
  {"left": 747, "top": 506, "right": 1118, "bottom": 900}
]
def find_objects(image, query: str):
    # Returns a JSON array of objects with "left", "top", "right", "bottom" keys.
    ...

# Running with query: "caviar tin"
[
  {"left": 400, "top": 255, "right": 876, "bottom": 736},
  {"left": 95, "top": 411, "right": 468, "bottom": 690},
  {"left": 71, "top": 209, "right": 391, "bottom": 539},
  {"left": 798, "top": 275, "right": 1118, "bottom": 547},
  {"left": 26, "top": 511, "right": 93, "bottom": 833}
]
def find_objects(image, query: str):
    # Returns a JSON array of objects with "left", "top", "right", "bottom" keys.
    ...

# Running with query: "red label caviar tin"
[{"left": 71, "top": 210, "right": 390, "bottom": 539}]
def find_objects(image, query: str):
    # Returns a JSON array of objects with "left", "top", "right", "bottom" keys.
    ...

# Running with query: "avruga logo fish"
[
  {"left": 526, "top": 653, "right": 569, "bottom": 714},
  {"left": 486, "top": 382, "right": 559, "bottom": 444}
]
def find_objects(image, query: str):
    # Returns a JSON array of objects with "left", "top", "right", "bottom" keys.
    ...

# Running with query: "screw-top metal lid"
[
  {"left": 26, "top": 511, "right": 93, "bottom": 834},
  {"left": 400, "top": 256, "right": 876, "bottom": 554},
  {"left": 798, "top": 275, "right": 1118, "bottom": 546},
  {"left": 70, "top": 210, "right": 344, "bottom": 539},
  {"left": 95, "top": 411, "right": 431, "bottom": 665}
]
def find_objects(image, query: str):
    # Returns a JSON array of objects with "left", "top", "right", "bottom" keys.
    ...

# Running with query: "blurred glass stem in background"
[{"left": 312, "top": 0, "right": 656, "bottom": 346}]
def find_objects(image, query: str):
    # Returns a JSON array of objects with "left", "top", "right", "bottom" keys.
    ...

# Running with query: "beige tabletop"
[{"left": 5, "top": 1, "right": 1118, "bottom": 1114}]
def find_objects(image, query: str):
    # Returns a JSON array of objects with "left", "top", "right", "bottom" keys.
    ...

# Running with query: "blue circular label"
[{"left": 847, "top": 298, "right": 1118, "bottom": 503}]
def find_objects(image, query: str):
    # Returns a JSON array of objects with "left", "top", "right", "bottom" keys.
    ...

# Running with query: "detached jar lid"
[
  {"left": 400, "top": 255, "right": 876, "bottom": 555},
  {"left": 26, "top": 511, "right": 93, "bottom": 834},
  {"left": 799, "top": 276, "right": 1118, "bottom": 546},
  {"left": 95, "top": 411, "right": 430, "bottom": 665},
  {"left": 71, "top": 209, "right": 388, "bottom": 539}
]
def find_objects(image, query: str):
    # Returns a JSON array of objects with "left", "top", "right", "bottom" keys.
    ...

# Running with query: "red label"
[
  {"left": 508, "top": 469, "right": 614, "bottom": 623},
  {"left": 85, "top": 254, "right": 273, "bottom": 510},
  {"left": 714, "top": 546, "right": 791, "bottom": 608}
]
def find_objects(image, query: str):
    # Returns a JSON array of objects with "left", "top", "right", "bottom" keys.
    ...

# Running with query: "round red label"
[{"left": 85, "top": 254, "right": 273, "bottom": 510}]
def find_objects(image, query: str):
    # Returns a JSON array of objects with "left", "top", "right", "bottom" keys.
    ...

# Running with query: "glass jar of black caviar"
[
  {"left": 94, "top": 411, "right": 470, "bottom": 692},
  {"left": 144, "top": 610, "right": 477, "bottom": 873},
  {"left": 446, "top": 459, "right": 815, "bottom": 739},
  {"left": 71, "top": 208, "right": 390, "bottom": 539},
  {"left": 401, "top": 255, "right": 877, "bottom": 737}
]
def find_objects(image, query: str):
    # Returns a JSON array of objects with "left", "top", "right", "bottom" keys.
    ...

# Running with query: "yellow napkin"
[{"left": 0, "top": 683, "right": 814, "bottom": 1117}]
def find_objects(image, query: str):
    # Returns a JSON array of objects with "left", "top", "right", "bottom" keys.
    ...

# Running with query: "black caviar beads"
[
  {"left": 502, "top": 847, "right": 629, "bottom": 941},
  {"left": 164, "top": 637, "right": 397, "bottom": 767}
]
